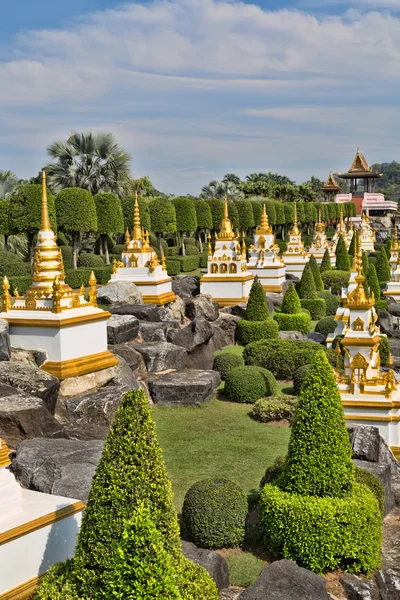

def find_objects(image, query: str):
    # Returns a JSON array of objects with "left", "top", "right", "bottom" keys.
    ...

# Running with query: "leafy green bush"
[
  {"left": 296, "top": 263, "right": 317, "bottom": 299},
  {"left": 317, "top": 290, "right": 339, "bottom": 316},
  {"left": 309, "top": 255, "right": 324, "bottom": 291},
  {"left": 0, "top": 251, "right": 30, "bottom": 277},
  {"left": 245, "top": 276, "right": 270, "bottom": 321},
  {"left": 293, "top": 364, "right": 311, "bottom": 395},
  {"left": 213, "top": 352, "right": 244, "bottom": 381},
  {"left": 114, "top": 244, "right": 126, "bottom": 255},
  {"left": 321, "top": 270, "right": 350, "bottom": 295},
  {"left": 315, "top": 316, "right": 336, "bottom": 337},
  {"left": 65, "top": 268, "right": 92, "bottom": 289},
  {"left": 225, "top": 365, "right": 277, "bottom": 403},
  {"left": 335, "top": 235, "right": 351, "bottom": 271},
  {"left": 8, "top": 275, "right": 32, "bottom": 295},
  {"left": 300, "top": 298, "right": 326, "bottom": 320},
  {"left": 182, "top": 479, "right": 248, "bottom": 549},
  {"left": 320, "top": 248, "right": 332, "bottom": 273},
  {"left": 375, "top": 299, "right": 388, "bottom": 312},
  {"left": 376, "top": 249, "right": 391, "bottom": 284},
  {"left": 176, "top": 256, "right": 199, "bottom": 272},
  {"left": 355, "top": 466, "right": 385, "bottom": 517},
  {"left": 379, "top": 336, "right": 391, "bottom": 366},
  {"left": 78, "top": 253, "right": 105, "bottom": 268},
  {"left": 183, "top": 245, "right": 199, "bottom": 256},
  {"left": 281, "top": 283, "right": 301, "bottom": 314},
  {"left": 61, "top": 246, "right": 74, "bottom": 269},
  {"left": 166, "top": 259, "right": 181, "bottom": 276},
  {"left": 198, "top": 252, "right": 208, "bottom": 268},
  {"left": 93, "top": 266, "right": 113, "bottom": 285},
  {"left": 33, "top": 560, "right": 80, "bottom": 600},
  {"left": 273, "top": 312, "right": 311, "bottom": 334},
  {"left": 251, "top": 395, "right": 298, "bottom": 424},
  {"left": 275, "top": 239, "right": 287, "bottom": 253},
  {"left": 243, "top": 339, "right": 335, "bottom": 380},
  {"left": 167, "top": 246, "right": 180, "bottom": 257},
  {"left": 237, "top": 319, "right": 279, "bottom": 346},
  {"left": 259, "top": 456, "right": 286, "bottom": 489},
  {"left": 367, "top": 263, "right": 381, "bottom": 301}
]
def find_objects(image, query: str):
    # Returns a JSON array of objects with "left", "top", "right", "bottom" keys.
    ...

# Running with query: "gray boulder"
[
  {"left": 0, "top": 384, "right": 65, "bottom": 448},
  {"left": 376, "top": 569, "right": 400, "bottom": 600},
  {"left": 0, "top": 362, "right": 60, "bottom": 414},
  {"left": 286, "top": 273, "right": 299, "bottom": 282},
  {"left": 210, "top": 315, "right": 239, "bottom": 350},
  {"left": 110, "top": 344, "right": 147, "bottom": 377},
  {"left": 388, "top": 339, "right": 400, "bottom": 358},
  {"left": 354, "top": 460, "right": 395, "bottom": 516},
  {"left": 240, "top": 560, "right": 329, "bottom": 600},
  {"left": 97, "top": 280, "right": 143, "bottom": 306},
  {"left": 306, "top": 332, "right": 326, "bottom": 344},
  {"left": 349, "top": 425, "right": 380, "bottom": 463},
  {"left": 109, "top": 303, "right": 160, "bottom": 321},
  {"left": 172, "top": 276, "right": 200, "bottom": 299},
  {"left": 228, "top": 303, "right": 247, "bottom": 318},
  {"left": 159, "top": 297, "right": 186, "bottom": 324},
  {"left": 11, "top": 438, "right": 103, "bottom": 502},
  {"left": 279, "top": 331, "right": 304, "bottom": 341},
  {"left": 132, "top": 342, "right": 187, "bottom": 372},
  {"left": 185, "top": 296, "right": 219, "bottom": 322},
  {"left": 107, "top": 314, "right": 139, "bottom": 345},
  {"left": 139, "top": 322, "right": 167, "bottom": 342},
  {"left": 388, "top": 303, "right": 400, "bottom": 317},
  {"left": 377, "top": 312, "right": 393, "bottom": 335},
  {"left": 148, "top": 370, "right": 220, "bottom": 406},
  {"left": 339, "top": 574, "right": 379, "bottom": 600},
  {"left": 167, "top": 319, "right": 214, "bottom": 352},
  {"left": 181, "top": 540, "right": 229, "bottom": 592},
  {"left": 0, "top": 319, "right": 10, "bottom": 361},
  {"left": 266, "top": 292, "right": 284, "bottom": 307}
]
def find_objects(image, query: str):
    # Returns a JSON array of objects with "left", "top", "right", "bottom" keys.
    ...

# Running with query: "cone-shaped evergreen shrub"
[
  {"left": 245, "top": 276, "right": 269, "bottom": 321},
  {"left": 362, "top": 250, "right": 369, "bottom": 277},
  {"left": 281, "top": 283, "right": 301, "bottom": 314},
  {"left": 335, "top": 235, "right": 351, "bottom": 271},
  {"left": 348, "top": 231, "right": 356, "bottom": 259},
  {"left": 320, "top": 248, "right": 332, "bottom": 274},
  {"left": 296, "top": 263, "right": 317, "bottom": 299},
  {"left": 366, "top": 264, "right": 381, "bottom": 302},
  {"left": 309, "top": 254, "right": 324, "bottom": 291},
  {"left": 275, "top": 284, "right": 311, "bottom": 333},
  {"left": 376, "top": 249, "right": 391, "bottom": 284},
  {"left": 279, "top": 351, "right": 355, "bottom": 498}
]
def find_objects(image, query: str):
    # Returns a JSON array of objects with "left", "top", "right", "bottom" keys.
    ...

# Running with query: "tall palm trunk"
[{"left": 72, "top": 233, "right": 80, "bottom": 270}]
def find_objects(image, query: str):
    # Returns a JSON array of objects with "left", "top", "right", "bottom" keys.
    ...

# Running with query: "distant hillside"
[{"left": 371, "top": 161, "right": 400, "bottom": 197}]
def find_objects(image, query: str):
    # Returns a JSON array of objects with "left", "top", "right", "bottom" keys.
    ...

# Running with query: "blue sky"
[{"left": 1, "top": 0, "right": 400, "bottom": 194}]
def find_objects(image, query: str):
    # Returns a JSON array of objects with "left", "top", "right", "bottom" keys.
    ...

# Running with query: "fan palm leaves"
[
  {"left": 200, "top": 180, "right": 244, "bottom": 201},
  {"left": 0, "top": 170, "right": 19, "bottom": 198}
]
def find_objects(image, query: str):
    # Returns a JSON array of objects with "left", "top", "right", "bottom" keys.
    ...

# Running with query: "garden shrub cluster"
[
  {"left": 0, "top": 250, "right": 30, "bottom": 277},
  {"left": 61, "top": 246, "right": 74, "bottom": 269},
  {"left": 8, "top": 275, "right": 32, "bottom": 295},
  {"left": 300, "top": 298, "right": 326, "bottom": 320},
  {"left": 78, "top": 252, "right": 105, "bottom": 268},
  {"left": 176, "top": 256, "right": 199, "bottom": 272},
  {"left": 274, "top": 284, "right": 311, "bottom": 334},
  {"left": 225, "top": 365, "right": 277, "bottom": 403},
  {"left": 315, "top": 316, "right": 336, "bottom": 337},
  {"left": 182, "top": 479, "right": 248, "bottom": 549},
  {"left": 237, "top": 319, "right": 279, "bottom": 346},
  {"left": 354, "top": 466, "right": 385, "bottom": 517},
  {"left": 166, "top": 259, "right": 181, "bottom": 276},
  {"left": 213, "top": 352, "right": 244, "bottom": 381},
  {"left": 321, "top": 270, "right": 350, "bottom": 295},
  {"left": 296, "top": 262, "right": 326, "bottom": 319},
  {"left": 251, "top": 395, "right": 298, "bottom": 424},
  {"left": 317, "top": 290, "right": 339, "bottom": 316},
  {"left": 293, "top": 364, "right": 311, "bottom": 395}
]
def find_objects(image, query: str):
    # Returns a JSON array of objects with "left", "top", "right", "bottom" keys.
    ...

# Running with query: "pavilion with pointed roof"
[
  {"left": 0, "top": 171, "right": 117, "bottom": 380},
  {"left": 308, "top": 209, "right": 336, "bottom": 265},
  {"left": 322, "top": 171, "right": 341, "bottom": 201}
]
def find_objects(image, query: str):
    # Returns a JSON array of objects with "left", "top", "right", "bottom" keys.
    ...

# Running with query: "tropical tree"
[
  {"left": 172, "top": 197, "right": 197, "bottom": 254},
  {"left": 46, "top": 131, "right": 131, "bottom": 197},
  {"left": 149, "top": 198, "right": 177, "bottom": 249},
  {"left": 0, "top": 170, "right": 19, "bottom": 198},
  {"left": 94, "top": 193, "right": 124, "bottom": 263},
  {"left": 223, "top": 173, "right": 241, "bottom": 186},
  {"left": 200, "top": 180, "right": 244, "bottom": 201},
  {"left": 194, "top": 201, "right": 213, "bottom": 251}
]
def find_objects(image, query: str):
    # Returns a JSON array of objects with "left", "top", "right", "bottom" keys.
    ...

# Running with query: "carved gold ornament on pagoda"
[{"left": 216, "top": 196, "right": 236, "bottom": 241}]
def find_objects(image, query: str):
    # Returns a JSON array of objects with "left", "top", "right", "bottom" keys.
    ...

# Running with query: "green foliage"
[
  {"left": 348, "top": 231, "right": 356, "bottom": 258},
  {"left": 225, "top": 552, "right": 264, "bottom": 588},
  {"left": 250, "top": 201, "right": 263, "bottom": 227},
  {"left": 315, "top": 316, "right": 336, "bottom": 337},
  {"left": 55, "top": 188, "right": 97, "bottom": 235},
  {"left": 225, "top": 366, "right": 277, "bottom": 403},
  {"left": 379, "top": 336, "right": 391, "bottom": 366},
  {"left": 243, "top": 339, "right": 336, "bottom": 380},
  {"left": 251, "top": 395, "right": 298, "bottom": 424},
  {"left": 121, "top": 196, "right": 151, "bottom": 232},
  {"left": 167, "top": 246, "right": 180, "bottom": 257},
  {"left": 0, "top": 199, "right": 9, "bottom": 235},
  {"left": 8, "top": 275, "right": 31, "bottom": 295},
  {"left": 93, "top": 266, "right": 113, "bottom": 285},
  {"left": 182, "top": 245, "right": 199, "bottom": 256},
  {"left": 281, "top": 283, "right": 301, "bottom": 314},
  {"left": 78, "top": 253, "right": 105, "bottom": 268},
  {"left": 293, "top": 365, "right": 311, "bottom": 395},
  {"left": 0, "top": 251, "right": 30, "bottom": 277},
  {"left": 280, "top": 351, "right": 354, "bottom": 497},
  {"left": 173, "top": 197, "right": 197, "bottom": 234},
  {"left": 260, "top": 456, "right": 286, "bottom": 489},
  {"left": 321, "top": 270, "right": 350, "bottom": 295},
  {"left": 237, "top": 319, "right": 279, "bottom": 346},
  {"left": 354, "top": 467, "right": 385, "bottom": 517},
  {"left": 309, "top": 255, "right": 324, "bottom": 291},
  {"left": 234, "top": 200, "right": 255, "bottom": 232},
  {"left": 362, "top": 250, "right": 369, "bottom": 276},
  {"left": 182, "top": 479, "right": 248, "bottom": 549},
  {"left": 260, "top": 482, "right": 381, "bottom": 573},
  {"left": 335, "top": 235, "right": 351, "bottom": 271},
  {"left": 227, "top": 202, "right": 240, "bottom": 231},
  {"left": 33, "top": 560, "right": 80, "bottom": 600},
  {"left": 300, "top": 298, "right": 326, "bottom": 320},
  {"left": 296, "top": 263, "right": 317, "bottom": 299},
  {"left": 195, "top": 201, "right": 213, "bottom": 231},
  {"left": 317, "top": 290, "right": 339, "bottom": 316},
  {"left": 149, "top": 198, "right": 177, "bottom": 235},
  {"left": 8, "top": 184, "right": 57, "bottom": 238},
  {"left": 245, "top": 276, "right": 269, "bottom": 321},
  {"left": 366, "top": 263, "right": 381, "bottom": 301},
  {"left": 206, "top": 199, "right": 224, "bottom": 231},
  {"left": 273, "top": 312, "right": 311, "bottom": 335},
  {"left": 166, "top": 259, "right": 181, "bottom": 276},
  {"left": 198, "top": 252, "right": 208, "bottom": 268},
  {"left": 376, "top": 249, "right": 391, "bottom": 284},
  {"left": 375, "top": 299, "right": 388, "bottom": 311},
  {"left": 213, "top": 352, "right": 244, "bottom": 381},
  {"left": 275, "top": 239, "right": 287, "bottom": 253},
  {"left": 176, "top": 256, "right": 199, "bottom": 272},
  {"left": 61, "top": 246, "right": 74, "bottom": 269},
  {"left": 94, "top": 193, "right": 124, "bottom": 234},
  {"left": 319, "top": 248, "right": 332, "bottom": 273},
  {"left": 265, "top": 201, "right": 276, "bottom": 225},
  {"left": 65, "top": 268, "right": 92, "bottom": 289}
]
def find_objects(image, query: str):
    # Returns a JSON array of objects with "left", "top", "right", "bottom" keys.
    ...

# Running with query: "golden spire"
[
  {"left": 315, "top": 209, "right": 325, "bottom": 234},
  {"left": 132, "top": 192, "right": 142, "bottom": 241},
  {"left": 161, "top": 248, "right": 167, "bottom": 271},
  {"left": 347, "top": 241, "right": 374, "bottom": 308},
  {"left": 241, "top": 232, "right": 246, "bottom": 256},
  {"left": 41, "top": 170, "right": 52, "bottom": 232},
  {"left": 1, "top": 276, "right": 11, "bottom": 312},
  {"left": 290, "top": 203, "right": 300, "bottom": 236},
  {"left": 392, "top": 226, "right": 399, "bottom": 252},
  {"left": 339, "top": 206, "right": 344, "bottom": 228},
  {"left": 217, "top": 196, "right": 235, "bottom": 241},
  {"left": 207, "top": 233, "right": 212, "bottom": 257},
  {"left": 257, "top": 204, "right": 272, "bottom": 235}
]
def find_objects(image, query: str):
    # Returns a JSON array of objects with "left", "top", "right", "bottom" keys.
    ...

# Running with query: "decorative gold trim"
[
  {"left": 334, "top": 314, "right": 349, "bottom": 322},
  {"left": 344, "top": 414, "right": 400, "bottom": 422},
  {"left": 0, "top": 501, "right": 85, "bottom": 547},
  {"left": 342, "top": 400, "right": 399, "bottom": 408},
  {"left": 133, "top": 279, "right": 172, "bottom": 286},
  {"left": 390, "top": 446, "right": 400, "bottom": 460},
  {"left": 41, "top": 351, "right": 118, "bottom": 380},
  {"left": 200, "top": 275, "right": 254, "bottom": 282},
  {"left": 208, "top": 297, "right": 249, "bottom": 307},
  {"left": 3, "top": 311, "right": 111, "bottom": 329},
  {"left": 0, "top": 440, "right": 11, "bottom": 467},
  {"left": 262, "top": 285, "right": 283, "bottom": 292},
  {"left": 141, "top": 291, "right": 177, "bottom": 306},
  {"left": 341, "top": 336, "right": 382, "bottom": 347},
  {"left": 0, "top": 575, "right": 42, "bottom": 600}
]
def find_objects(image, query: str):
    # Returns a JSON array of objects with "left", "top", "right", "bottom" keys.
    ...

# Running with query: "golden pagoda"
[
  {"left": 359, "top": 210, "right": 376, "bottom": 252},
  {"left": 308, "top": 209, "right": 336, "bottom": 266},
  {"left": 282, "top": 203, "right": 309, "bottom": 276},
  {"left": 322, "top": 171, "right": 340, "bottom": 201},
  {"left": 332, "top": 206, "right": 351, "bottom": 250}
]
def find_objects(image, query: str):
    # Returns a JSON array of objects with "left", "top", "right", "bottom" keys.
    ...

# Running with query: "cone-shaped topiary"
[
  {"left": 335, "top": 235, "right": 351, "bottom": 271},
  {"left": 362, "top": 250, "right": 369, "bottom": 277},
  {"left": 376, "top": 248, "right": 391, "bottom": 284},
  {"left": 348, "top": 231, "right": 356, "bottom": 259},
  {"left": 281, "top": 283, "right": 301, "bottom": 314},
  {"left": 279, "top": 351, "right": 355, "bottom": 498},
  {"left": 320, "top": 248, "right": 332, "bottom": 274},
  {"left": 296, "top": 263, "right": 317, "bottom": 299},
  {"left": 366, "top": 263, "right": 381, "bottom": 302},
  {"left": 245, "top": 275, "right": 269, "bottom": 321},
  {"left": 309, "top": 254, "right": 324, "bottom": 291}
]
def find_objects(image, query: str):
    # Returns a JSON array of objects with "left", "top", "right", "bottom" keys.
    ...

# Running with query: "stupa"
[
  {"left": 247, "top": 204, "right": 286, "bottom": 292},
  {"left": 359, "top": 210, "right": 376, "bottom": 252},
  {"left": 388, "top": 227, "right": 399, "bottom": 275},
  {"left": 308, "top": 210, "right": 336, "bottom": 266},
  {"left": 0, "top": 438, "right": 84, "bottom": 598},
  {"left": 335, "top": 248, "right": 400, "bottom": 459},
  {"left": 282, "top": 203, "right": 309, "bottom": 277},
  {"left": 200, "top": 197, "right": 254, "bottom": 305},
  {"left": 0, "top": 171, "right": 117, "bottom": 380},
  {"left": 331, "top": 207, "right": 350, "bottom": 250},
  {"left": 109, "top": 193, "right": 176, "bottom": 305}
]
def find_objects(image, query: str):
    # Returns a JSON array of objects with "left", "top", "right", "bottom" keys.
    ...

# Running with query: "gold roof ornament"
[
  {"left": 392, "top": 226, "right": 399, "bottom": 252},
  {"left": 257, "top": 204, "right": 272, "bottom": 235},
  {"left": 41, "top": 170, "right": 52, "bottom": 232},
  {"left": 207, "top": 233, "right": 212, "bottom": 257},
  {"left": 217, "top": 196, "right": 236, "bottom": 241},
  {"left": 347, "top": 245, "right": 375, "bottom": 309},
  {"left": 315, "top": 209, "right": 325, "bottom": 234},
  {"left": 361, "top": 210, "right": 369, "bottom": 222},
  {"left": 322, "top": 171, "right": 340, "bottom": 191},
  {"left": 241, "top": 232, "right": 246, "bottom": 256},
  {"left": 131, "top": 192, "right": 142, "bottom": 241},
  {"left": 290, "top": 203, "right": 300, "bottom": 236},
  {"left": 348, "top": 148, "right": 370, "bottom": 174}
]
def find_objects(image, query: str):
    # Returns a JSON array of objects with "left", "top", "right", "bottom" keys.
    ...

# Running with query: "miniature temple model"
[
  {"left": 247, "top": 204, "right": 286, "bottom": 292},
  {"left": 321, "top": 171, "right": 341, "bottom": 202},
  {"left": 109, "top": 193, "right": 176, "bottom": 305},
  {"left": 0, "top": 171, "right": 117, "bottom": 380},
  {"left": 200, "top": 197, "right": 254, "bottom": 306},
  {"left": 359, "top": 211, "right": 376, "bottom": 253},
  {"left": 308, "top": 210, "right": 336, "bottom": 266},
  {"left": 388, "top": 227, "right": 399, "bottom": 275},
  {"left": 332, "top": 207, "right": 351, "bottom": 250},
  {"left": 0, "top": 438, "right": 84, "bottom": 598},
  {"left": 384, "top": 252, "right": 400, "bottom": 302},
  {"left": 282, "top": 203, "right": 309, "bottom": 277}
]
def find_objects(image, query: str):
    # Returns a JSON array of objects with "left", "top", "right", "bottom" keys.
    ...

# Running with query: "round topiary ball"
[
  {"left": 315, "top": 315, "right": 336, "bottom": 338},
  {"left": 182, "top": 479, "right": 248, "bottom": 549},
  {"left": 78, "top": 252, "right": 105, "bottom": 268},
  {"left": 225, "top": 365, "right": 277, "bottom": 403},
  {"left": 293, "top": 364, "right": 311, "bottom": 395},
  {"left": 213, "top": 352, "right": 244, "bottom": 381}
]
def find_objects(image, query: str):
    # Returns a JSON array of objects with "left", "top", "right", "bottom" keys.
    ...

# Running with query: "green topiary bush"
[
  {"left": 166, "top": 259, "right": 181, "bottom": 276},
  {"left": 296, "top": 263, "right": 317, "bottom": 299},
  {"left": 366, "top": 263, "right": 381, "bottom": 301},
  {"left": 0, "top": 250, "right": 30, "bottom": 277},
  {"left": 237, "top": 319, "right": 279, "bottom": 346},
  {"left": 92, "top": 265, "right": 113, "bottom": 285},
  {"left": 275, "top": 239, "right": 287, "bottom": 253},
  {"left": 355, "top": 466, "right": 385, "bottom": 517},
  {"left": 321, "top": 270, "right": 350, "bottom": 295},
  {"left": 259, "top": 456, "right": 286, "bottom": 489},
  {"left": 61, "top": 246, "right": 74, "bottom": 269},
  {"left": 376, "top": 248, "right": 391, "bottom": 284},
  {"left": 309, "top": 254, "right": 324, "bottom": 291},
  {"left": 315, "top": 316, "right": 336, "bottom": 337},
  {"left": 320, "top": 248, "right": 332, "bottom": 273},
  {"left": 198, "top": 252, "right": 208, "bottom": 268},
  {"left": 300, "top": 298, "right": 326, "bottom": 320},
  {"left": 379, "top": 336, "right": 391, "bottom": 366},
  {"left": 176, "top": 255, "right": 199, "bottom": 272},
  {"left": 293, "top": 364, "right": 311, "bottom": 395},
  {"left": 281, "top": 283, "right": 301, "bottom": 314},
  {"left": 317, "top": 290, "right": 340, "bottom": 316},
  {"left": 375, "top": 299, "right": 388, "bottom": 311},
  {"left": 182, "top": 479, "right": 248, "bottom": 549},
  {"left": 335, "top": 235, "right": 351, "bottom": 271},
  {"left": 65, "top": 268, "right": 92, "bottom": 289},
  {"left": 183, "top": 245, "right": 199, "bottom": 256},
  {"left": 225, "top": 365, "right": 277, "bottom": 403},
  {"left": 8, "top": 275, "right": 32, "bottom": 295},
  {"left": 33, "top": 560, "right": 80, "bottom": 600},
  {"left": 251, "top": 395, "right": 298, "bottom": 424},
  {"left": 78, "top": 252, "right": 105, "bottom": 268},
  {"left": 213, "top": 352, "right": 244, "bottom": 381},
  {"left": 273, "top": 312, "right": 311, "bottom": 335},
  {"left": 245, "top": 276, "right": 269, "bottom": 321},
  {"left": 167, "top": 246, "right": 180, "bottom": 257}
]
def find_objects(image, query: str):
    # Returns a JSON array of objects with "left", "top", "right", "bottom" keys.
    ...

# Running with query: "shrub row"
[
  {"left": 213, "top": 353, "right": 244, "bottom": 381},
  {"left": 300, "top": 298, "right": 326, "bottom": 320},
  {"left": 237, "top": 319, "right": 279, "bottom": 346},
  {"left": 0, "top": 250, "right": 30, "bottom": 277},
  {"left": 251, "top": 395, "right": 298, "bottom": 424},
  {"left": 273, "top": 312, "right": 311, "bottom": 335},
  {"left": 321, "top": 270, "right": 350, "bottom": 295}
]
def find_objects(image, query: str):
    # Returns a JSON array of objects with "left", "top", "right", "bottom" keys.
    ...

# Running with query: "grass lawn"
[{"left": 153, "top": 398, "right": 290, "bottom": 512}]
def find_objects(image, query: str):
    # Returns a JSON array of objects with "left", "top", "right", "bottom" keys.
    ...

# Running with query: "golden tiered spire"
[
  {"left": 349, "top": 148, "right": 370, "bottom": 173},
  {"left": 347, "top": 243, "right": 374, "bottom": 309},
  {"left": 315, "top": 209, "right": 325, "bottom": 234},
  {"left": 392, "top": 226, "right": 399, "bottom": 252},
  {"left": 132, "top": 192, "right": 142, "bottom": 241},
  {"left": 290, "top": 203, "right": 300, "bottom": 235},
  {"left": 41, "top": 170, "right": 52, "bottom": 232},
  {"left": 361, "top": 210, "right": 369, "bottom": 222},
  {"left": 217, "top": 196, "right": 235, "bottom": 241},
  {"left": 257, "top": 204, "right": 272, "bottom": 235}
]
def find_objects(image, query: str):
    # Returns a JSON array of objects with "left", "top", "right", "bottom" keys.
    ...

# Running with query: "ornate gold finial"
[
  {"left": 290, "top": 203, "right": 300, "bottom": 236},
  {"left": 385, "top": 369, "right": 397, "bottom": 399},
  {"left": 161, "top": 248, "right": 167, "bottom": 271},
  {"left": 112, "top": 259, "right": 117, "bottom": 275},
  {"left": 41, "top": 170, "right": 52, "bottom": 232},
  {"left": 79, "top": 283, "right": 85, "bottom": 296},
  {"left": 88, "top": 272, "right": 98, "bottom": 307},
  {"left": 388, "top": 352, "right": 394, "bottom": 368},
  {"left": 339, "top": 206, "right": 345, "bottom": 230},
  {"left": 132, "top": 191, "right": 142, "bottom": 241},
  {"left": 125, "top": 228, "right": 131, "bottom": 249},
  {"left": 347, "top": 241, "right": 374, "bottom": 308},
  {"left": 241, "top": 232, "right": 246, "bottom": 256},
  {"left": 217, "top": 196, "right": 235, "bottom": 241},
  {"left": 51, "top": 275, "right": 62, "bottom": 313},
  {"left": 207, "top": 233, "right": 212, "bottom": 258},
  {"left": 315, "top": 209, "right": 325, "bottom": 234},
  {"left": 257, "top": 204, "right": 272, "bottom": 235},
  {"left": 2, "top": 276, "right": 11, "bottom": 312}
]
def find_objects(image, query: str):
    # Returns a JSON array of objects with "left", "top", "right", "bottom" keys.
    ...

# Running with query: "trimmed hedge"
[
  {"left": 321, "top": 270, "right": 350, "bottom": 295},
  {"left": 65, "top": 268, "right": 92, "bottom": 289},
  {"left": 225, "top": 365, "right": 277, "bottom": 403},
  {"left": 379, "top": 336, "right": 391, "bottom": 367},
  {"left": 300, "top": 298, "right": 326, "bottom": 320},
  {"left": 293, "top": 364, "right": 311, "bottom": 395},
  {"left": 273, "top": 312, "right": 311, "bottom": 335},
  {"left": 78, "top": 253, "right": 105, "bottom": 268},
  {"left": 198, "top": 252, "right": 208, "bottom": 268},
  {"left": 355, "top": 466, "right": 385, "bottom": 517},
  {"left": 315, "top": 316, "right": 336, "bottom": 337},
  {"left": 8, "top": 275, "right": 32, "bottom": 295},
  {"left": 0, "top": 251, "right": 30, "bottom": 277},
  {"left": 213, "top": 352, "right": 244, "bottom": 381},
  {"left": 281, "top": 283, "right": 301, "bottom": 314},
  {"left": 93, "top": 266, "right": 113, "bottom": 285},
  {"left": 176, "top": 255, "right": 199, "bottom": 272},
  {"left": 61, "top": 246, "right": 74, "bottom": 269},
  {"left": 166, "top": 259, "right": 181, "bottom": 276},
  {"left": 237, "top": 319, "right": 279, "bottom": 346},
  {"left": 167, "top": 246, "right": 180, "bottom": 257},
  {"left": 317, "top": 290, "right": 339, "bottom": 316},
  {"left": 245, "top": 276, "right": 270, "bottom": 321},
  {"left": 375, "top": 299, "right": 388, "bottom": 312},
  {"left": 182, "top": 479, "right": 248, "bottom": 549},
  {"left": 183, "top": 245, "right": 199, "bottom": 256},
  {"left": 251, "top": 395, "right": 298, "bottom": 424}
]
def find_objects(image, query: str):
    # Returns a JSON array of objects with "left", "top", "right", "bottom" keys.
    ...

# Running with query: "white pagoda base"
[
  {"left": 282, "top": 256, "right": 308, "bottom": 278},
  {"left": 359, "top": 239, "right": 375, "bottom": 253},
  {"left": 110, "top": 267, "right": 176, "bottom": 306},
  {"left": 200, "top": 274, "right": 254, "bottom": 306},
  {"left": 246, "top": 264, "right": 285, "bottom": 293},
  {"left": 0, "top": 307, "right": 117, "bottom": 380},
  {"left": 384, "top": 281, "right": 400, "bottom": 302}
]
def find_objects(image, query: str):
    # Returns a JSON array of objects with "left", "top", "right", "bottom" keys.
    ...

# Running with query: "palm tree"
[
  {"left": 46, "top": 131, "right": 132, "bottom": 197},
  {"left": 223, "top": 173, "right": 241, "bottom": 186},
  {"left": 200, "top": 180, "right": 244, "bottom": 201},
  {"left": 0, "top": 170, "right": 19, "bottom": 251}
]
